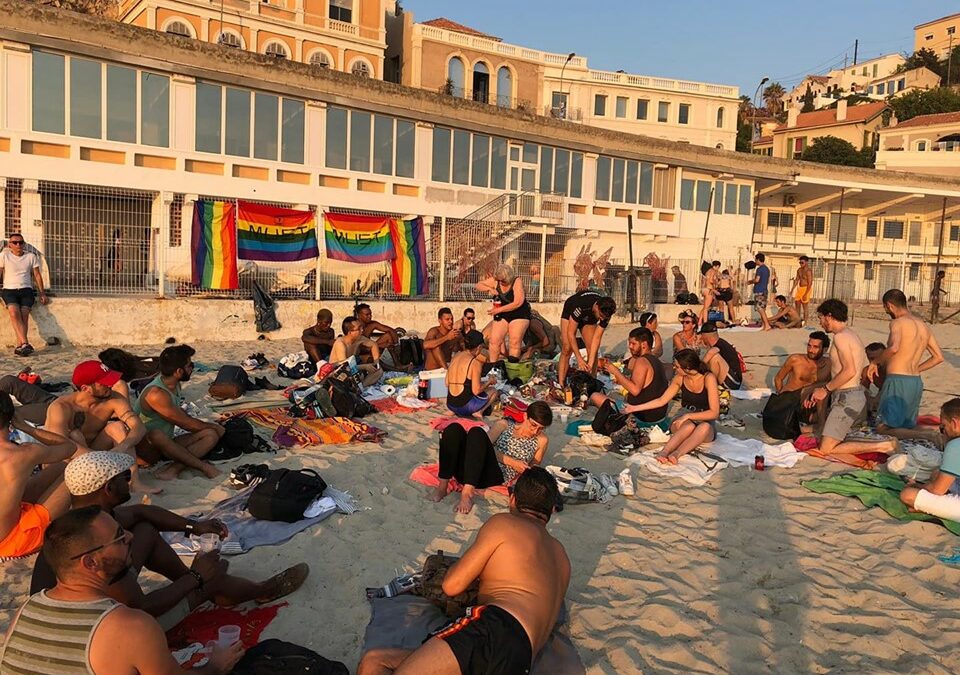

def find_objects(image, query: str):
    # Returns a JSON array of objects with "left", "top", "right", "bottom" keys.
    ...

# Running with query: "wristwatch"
[{"left": 184, "top": 519, "right": 198, "bottom": 535}]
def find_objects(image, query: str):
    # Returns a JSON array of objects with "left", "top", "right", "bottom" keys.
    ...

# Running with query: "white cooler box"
[{"left": 419, "top": 368, "right": 448, "bottom": 398}]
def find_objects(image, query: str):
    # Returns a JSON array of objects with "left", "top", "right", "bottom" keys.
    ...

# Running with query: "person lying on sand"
[
  {"left": 624, "top": 349, "right": 719, "bottom": 464},
  {"left": 332, "top": 317, "right": 384, "bottom": 387},
  {"left": 134, "top": 345, "right": 225, "bottom": 481},
  {"left": 900, "top": 398, "right": 960, "bottom": 520},
  {"left": 44, "top": 361, "right": 155, "bottom": 494},
  {"left": 302, "top": 308, "right": 336, "bottom": 364},
  {"left": 0, "top": 366, "right": 130, "bottom": 426},
  {"left": 0, "top": 506, "right": 245, "bottom": 674},
  {"left": 360, "top": 467, "right": 570, "bottom": 675},
  {"left": 0, "top": 392, "right": 79, "bottom": 560},
  {"left": 29, "top": 451, "right": 309, "bottom": 628},
  {"left": 769, "top": 295, "right": 802, "bottom": 329},
  {"left": 445, "top": 331, "right": 498, "bottom": 419},
  {"left": 589, "top": 327, "right": 669, "bottom": 431},
  {"left": 430, "top": 401, "right": 552, "bottom": 514}
]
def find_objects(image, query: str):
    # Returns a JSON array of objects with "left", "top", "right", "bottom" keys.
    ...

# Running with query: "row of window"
[
  {"left": 32, "top": 51, "right": 170, "bottom": 147},
  {"left": 326, "top": 108, "right": 416, "bottom": 178},
  {"left": 520, "top": 144, "right": 584, "bottom": 198},
  {"left": 593, "top": 95, "right": 725, "bottom": 128},
  {"left": 195, "top": 83, "right": 304, "bottom": 164},
  {"left": 765, "top": 212, "right": 932, "bottom": 242},
  {"left": 679, "top": 179, "right": 752, "bottom": 216},
  {"left": 868, "top": 79, "right": 906, "bottom": 96},
  {"left": 446, "top": 58, "right": 513, "bottom": 106}
]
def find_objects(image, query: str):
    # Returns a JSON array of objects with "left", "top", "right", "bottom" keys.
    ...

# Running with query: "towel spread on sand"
[
  {"left": 409, "top": 463, "right": 511, "bottom": 496},
  {"left": 802, "top": 470, "right": 960, "bottom": 536},
  {"left": 429, "top": 417, "right": 489, "bottom": 433},
  {"left": 729, "top": 388, "right": 772, "bottom": 400},
  {"left": 371, "top": 397, "right": 434, "bottom": 414},
  {"left": 362, "top": 594, "right": 584, "bottom": 674},
  {"left": 226, "top": 408, "right": 386, "bottom": 446},
  {"left": 168, "top": 602, "right": 286, "bottom": 666}
]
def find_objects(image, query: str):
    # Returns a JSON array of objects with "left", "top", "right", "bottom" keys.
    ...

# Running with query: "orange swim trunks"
[
  {"left": 0, "top": 503, "right": 51, "bottom": 559},
  {"left": 793, "top": 286, "right": 812, "bottom": 304}
]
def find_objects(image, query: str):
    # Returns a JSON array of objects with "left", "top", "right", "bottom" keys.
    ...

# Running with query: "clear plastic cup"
[
  {"left": 218, "top": 625, "right": 241, "bottom": 647},
  {"left": 199, "top": 533, "right": 220, "bottom": 553},
  {"left": 560, "top": 412, "right": 569, "bottom": 424}
]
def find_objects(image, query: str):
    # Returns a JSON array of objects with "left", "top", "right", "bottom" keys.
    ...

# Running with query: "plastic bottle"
[{"left": 417, "top": 379, "right": 429, "bottom": 400}]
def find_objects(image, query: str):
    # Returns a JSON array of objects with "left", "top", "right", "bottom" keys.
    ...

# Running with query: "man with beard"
[
  {"left": 1, "top": 507, "right": 245, "bottom": 674},
  {"left": 867, "top": 289, "right": 944, "bottom": 437},
  {"left": 44, "top": 360, "right": 154, "bottom": 494},
  {"left": 423, "top": 307, "right": 462, "bottom": 370},
  {"left": 763, "top": 331, "right": 831, "bottom": 439},
  {"left": 589, "top": 327, "right": 669, "bottom": 430},
  {"left": 29, "top": 451, "right": 309, "bottom": 630},
  {"left": 133, "top": 345, "right": 224, "bottom": 481}
]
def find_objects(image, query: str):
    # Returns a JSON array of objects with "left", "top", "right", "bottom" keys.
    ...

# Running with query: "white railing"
[
  {"left": 416, "top": 24, "right": 588, "bottom": 68},
  {"left": 585, "top": 70, "right": 739, "bottom": 97}
]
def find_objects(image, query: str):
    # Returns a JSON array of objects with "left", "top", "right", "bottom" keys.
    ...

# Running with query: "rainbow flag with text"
[
  {"left": 237, "top": 201, "right": 319, "bottom": 262},
  {"left": 323, "top": 212, "right": 395, "bottom": 263},
  {"left": 191, "top": 200, "right": 239, "bottom": 290},
  {"left": 389, "top": 216, "right": 429, "bottom": 296}
]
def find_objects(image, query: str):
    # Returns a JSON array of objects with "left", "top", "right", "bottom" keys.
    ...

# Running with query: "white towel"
[
  {"left": 707, "top": 433, "right": 805, "bottom": 468},
  {"left": 627, "top": 451, "right": 725, "bottom": 487},
  {"left": 730, "top": 388, "right": 772, "bottom": 400}
]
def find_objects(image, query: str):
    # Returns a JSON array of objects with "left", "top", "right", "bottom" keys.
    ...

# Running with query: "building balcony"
[
  {"left": 544, "top": 105, "right": 583, "bottom": 122},
  {"left": 580, "top": 69, "right": 738, "bottom": 98}
]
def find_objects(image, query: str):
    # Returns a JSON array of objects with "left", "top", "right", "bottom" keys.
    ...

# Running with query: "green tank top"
[{"left": 133, "top": 374, "right": 181, "bottom": 437}]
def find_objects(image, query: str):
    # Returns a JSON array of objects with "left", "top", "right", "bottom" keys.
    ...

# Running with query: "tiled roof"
[
  {"left": 808, "top": 75, "right": 830, "bottom": 84},
  {"left": 893, "top": 111, "right": 960, "bottom": 129},
  {"left": 754, "top": 135, "right": 773, "bottom": 144},
  {"left": 421, "top": 18, "right": 501, "bottom": 41},
  {"left": 775, "top": 101, "right": 888, "bottom": 132}
]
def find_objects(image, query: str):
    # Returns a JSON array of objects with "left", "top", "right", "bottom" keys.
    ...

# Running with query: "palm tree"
[
  {"left": 763, "top": 82, "right": 787, "bottom": 117},
  {"left": 737, "top": 94, "right": 753, "bottom": 124}
]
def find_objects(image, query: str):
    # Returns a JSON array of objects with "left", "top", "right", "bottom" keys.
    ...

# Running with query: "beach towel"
[
  {"left": 429, "top": 417, "right": 489, "bottom": 433},
  {"left": 409, "top": 463, "right": 511, "bottom": 497},
  {"left": 730, "top": 387, "right": 772, "bottom": 400},
  {"left": 362, "top": 594, "right": 584, "bottom": 674},
  {"left": 792, "top": 433, "right": 892, "bottom": 468},
  {"left": 208, "top": 391, "right": 291, "bottom": 413},
  {"left": 228, "top": 408, "right": 386, "bottom": 447},
  {"left": 627, "top": 451, "right": 726, "bottom": 487},
  {"left": 168, "top": 602, "right": 286, "bottom": 667},
  {"left": 802, "top": 471, "right": 960, "bottom": 535}
]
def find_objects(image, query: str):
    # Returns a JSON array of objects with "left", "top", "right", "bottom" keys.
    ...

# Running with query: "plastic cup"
[
  {"left": 560, "top": 412, "right": 569, "bottom": 424},
  {"left": 199, "top": 533, "right": 220, "bottom": 553},
  {"left": 218, "top": 625, "right": 241, "bottom": 647},
  {"left": 205, "top": 640, "right": 218, "bottom": 655}
]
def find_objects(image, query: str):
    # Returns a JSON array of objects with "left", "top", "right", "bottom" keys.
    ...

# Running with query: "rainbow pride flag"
[
  {"left": 323, "top": 212, "right": 395, "bottom": 264},
  {"left": 390, "top": 216, "right": 429, "bottom": 296},
  {"left": 237, "top": 201, "right": 319, "bottom": 262},
  {"left": 191, "top": 200, "right": 239, "bottom": 290}
]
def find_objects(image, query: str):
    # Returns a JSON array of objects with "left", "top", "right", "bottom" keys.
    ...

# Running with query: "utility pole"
[
  {"left": 932, "top": 197, "right": 947, "bottom": 323},
  {"left": 948, "top": 33, "right": 955, "bottom": 87},
  {"left": 830, "top": 188, "right": 846, "bottom": 298},
  {"left": 853, "top": 39, "right": 858, "bottom": 66}
]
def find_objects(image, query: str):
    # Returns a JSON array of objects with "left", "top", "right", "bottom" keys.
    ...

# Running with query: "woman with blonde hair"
[{"left": 476, "top": 263, "right": 531, "bottom": 371}]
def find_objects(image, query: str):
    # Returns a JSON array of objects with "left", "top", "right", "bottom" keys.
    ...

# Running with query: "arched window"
[
  {"left": 496, "top": 66, "right": 512, "bottom": 107},
  {"left": 472, "top": 62, "right": 490, "bottom": 103},
  {"left": 446, "top": 57, "right": 465, "bottom": 97},
  {"left": 716, "top": 143, "right": 724, "bottom": 150},
  {"left": 265, "top": 41, "right": 289, "bottom": 59},
  {"left": 217, "top": 31, "right": 244, "bottom": 49},
  {"left": 164, "top": 20, "right": 194, "bottom": 38},
  {"left": 716, "top": 107, "right": 725, "bottom": 129},
  {"left": 309, "top": 50, "right": 332, "bottom": 69},
  {"left": 350, "top": 59, "right": 371, "bottom": 78}
]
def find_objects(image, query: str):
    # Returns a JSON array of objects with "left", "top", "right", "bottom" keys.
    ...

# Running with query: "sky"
[{"left": 400, "top": 0, "right": 959, "bottom": 96}]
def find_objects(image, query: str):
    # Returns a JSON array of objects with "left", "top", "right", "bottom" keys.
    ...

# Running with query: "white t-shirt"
[{"left": 0, "top": 249, "right": 40, "bottom": 290}]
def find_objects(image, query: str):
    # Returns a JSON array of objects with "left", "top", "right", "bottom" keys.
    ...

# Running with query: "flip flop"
[{"left": 256, "top": 562, "right": 310, "bottom": 604}]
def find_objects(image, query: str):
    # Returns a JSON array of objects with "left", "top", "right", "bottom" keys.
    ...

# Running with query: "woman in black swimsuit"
[
  {"left": 476, "top": 264, "right": 531, "bottom": 368},
  {"left": 624, "top": 348, "right": 719, "bottom": 464}
]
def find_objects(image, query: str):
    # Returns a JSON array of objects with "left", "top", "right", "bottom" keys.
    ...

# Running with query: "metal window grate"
[{"left": 4, "top": 178, "right": 22, "bottom": 237}]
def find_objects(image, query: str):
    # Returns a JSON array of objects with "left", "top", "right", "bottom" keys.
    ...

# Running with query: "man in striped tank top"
[{"left": 1, "top": 507, "right": 244, "bottom": 674}]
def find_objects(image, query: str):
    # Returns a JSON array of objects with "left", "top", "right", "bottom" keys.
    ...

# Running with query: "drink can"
[
  {"left": 754, "top": 454, "right": 765, "bottom": 471},
  {"left": 493, "top": 299, "right": 502, "bottom": 309}
]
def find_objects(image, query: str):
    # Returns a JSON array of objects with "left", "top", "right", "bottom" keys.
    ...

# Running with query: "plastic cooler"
[{"left": 419, "top": 369, "right": 448, "bottom": 398}]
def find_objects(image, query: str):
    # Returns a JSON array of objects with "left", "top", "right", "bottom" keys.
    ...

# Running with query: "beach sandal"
[
  {"left": 256, "top": 562, "right": 310, "bottom": 604},
  {"left": 937, "top": 548, "right": 960, "bottom": 567},
  {"left": 692, "top": 451, "right": 728, "bottom": 471}
]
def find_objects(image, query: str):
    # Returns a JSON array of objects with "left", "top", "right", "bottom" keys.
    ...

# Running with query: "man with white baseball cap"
[
  {"left": 42, "top": 360, "right": 154, "bottom": 494},
  {"left": 31, "top": 451, "right": 310, "bottom": 628}
]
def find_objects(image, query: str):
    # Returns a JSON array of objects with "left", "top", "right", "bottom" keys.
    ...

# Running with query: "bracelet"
[
  {"left": 188, "top": 569, "right": 204, "bottom": 590},
  {"left": 184, "top": 519, "right": 198, "bottom": 535}
]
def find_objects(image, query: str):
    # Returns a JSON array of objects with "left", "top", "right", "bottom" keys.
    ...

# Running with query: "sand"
[{"left": 3, "top": 316, "right": 960, "bottom": 673}]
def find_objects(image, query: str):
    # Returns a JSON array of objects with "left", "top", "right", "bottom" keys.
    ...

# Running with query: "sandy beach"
[{"left": 2, "top": 315, "right": 960, "bottom": 673}]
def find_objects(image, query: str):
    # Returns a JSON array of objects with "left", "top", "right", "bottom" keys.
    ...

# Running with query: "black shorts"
[
  {"left": 715, "top": 289, "right": 733, "bottom": 302},
  {"left": 495, "top": 302, "right": 531, "bottom": 323},
  {"left": 1, "top": 288, "right": 36, "bottom": 308},
  {"left": 431, "top": 605, "right": 532, "bottom": 675}
]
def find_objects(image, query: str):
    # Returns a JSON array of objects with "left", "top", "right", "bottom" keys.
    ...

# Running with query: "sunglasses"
[
  {"left": 682, "top": 320, "right": 695, "bottom": 325},
  {"left": 70, "top": 525, "right": 127, "bottom": 560},
  {"left": 8, "top": 240, "right": 24, "bottom": 246}
]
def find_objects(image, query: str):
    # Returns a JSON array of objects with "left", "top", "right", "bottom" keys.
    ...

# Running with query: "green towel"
[{"left": 803, "top": 470, "right": 960, "bottom": 536}]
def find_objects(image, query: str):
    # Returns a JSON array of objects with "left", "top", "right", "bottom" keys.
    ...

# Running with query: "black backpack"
[
  {"left": 328, "top": 374, "right": 375, "bottom": 418},
  {"left": 591, "top": 400, "right": 628, "bottom": 436},
  {"left": 231, "top": 639, "right": 348, "bottom": 675},
  {"left": 566, "top": 370, "right": 602, "bottom": 403},
  {"left": 209, "top": 365, "right": 252, "bottom": 400},
  {"left": 397, "top": 337, "right": 425, "bottom": 367},
  {"left": 762, "top": 390, "right": 803, "bottom": 440},
  {"left": 246, "top": 468, "right": 327, "bottom": 523}
]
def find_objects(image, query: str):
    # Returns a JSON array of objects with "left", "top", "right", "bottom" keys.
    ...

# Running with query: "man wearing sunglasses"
[
  {"left": 29, "top": 451, "right": 310, "bottom": 631},
  {"left": 1, "top": 506, "right": 245, "bottom": 674},
  {"left": 0, "top": 234, "right": 47, "bottom": 356}
]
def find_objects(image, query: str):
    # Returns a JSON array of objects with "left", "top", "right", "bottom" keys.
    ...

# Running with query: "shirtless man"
[
  {"left": 774, "top": 331, "right": 831, "bottom": 394},
  {"left": 355, "top": 303, "right": 399, "bottom": 351},
  {"left": 358, "top": 467, "right": 570, "bottom": 675},
  {"left": 522, "top": 309, "right": 560, "bottom": 360},
  {"left": 790, "top": 255, "right": 814, "bottom": 325},
  {"left": 423, "top": 307, "right": 462, "bottom": 370},
  {"left": 805, "top": 299, "right": 897, "bottom": 466},
  {"left": 699, "top": 260, "right": 721, "bottom": 324},
  {"left": 44, "top": 361, "right": 152, "bottom": 494},
  {"left": 867, "top": 289, "right": 944, "bottom": 436},
  {"left": 769, "top": 295, "right": 802, "bottom": 329},
  {"left": 0, "top": 392, "right": 78, "bottom": 560},
  {"left": 301, "top": 309, "right": 336, "bottom": 363},
  {"left": 589, "top": 327, "right": 669, "bottom": 429},
  {"left": 332, "top": 317, "right": 383, "bottom": 386}
]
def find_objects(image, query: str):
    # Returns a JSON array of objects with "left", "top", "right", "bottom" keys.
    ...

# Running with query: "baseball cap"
[
  {"left": 65, "top": 451, "right": 135, "bottom": 496},
  {"left": 72, "top": 361, "right": 122, "bottom": 389},
  {"left": 698, "top": 321, "right": 719, "bottom": 335},
  {"left": 463, "top": 330, "right": 485, "bottom": 350}
]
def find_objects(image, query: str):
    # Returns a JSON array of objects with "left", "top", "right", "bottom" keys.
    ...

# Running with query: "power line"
[{"left": 768, "top": 43, "right": 857, "bottom": 83}]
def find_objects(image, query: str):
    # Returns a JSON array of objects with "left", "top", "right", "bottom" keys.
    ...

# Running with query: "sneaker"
[
  {"left": 648, "top": 426, "right": 671, "bottom": 444},
  {"left": 717, "top": 414, "right": 745, "bottom": 430},
  {"left": 21, "top": 343, "right": 34, "bottom": 356},
  {"left": 13, "top": 344, "right": 24, "bottom": 356},
  {"left": 596, "top": 472, "right": 619, "bottom": 498},
  {"left": 618, "top": 468, "right": 635, "bottom": 497}
]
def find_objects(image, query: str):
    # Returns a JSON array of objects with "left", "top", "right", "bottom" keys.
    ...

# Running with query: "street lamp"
[
  {"left": 558, "top": 52, "right": 576, "bottom": 119},
  {"left": 750, "top": 76, "right": 769, "bottom": 155}
]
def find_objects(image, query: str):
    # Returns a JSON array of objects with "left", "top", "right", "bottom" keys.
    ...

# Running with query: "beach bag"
[
  {"left": 278, "top": 352, "right": 317, "bottom": 379},
  {"left": 546, "top": 466, "right": 602, "bottom": 505},
  {"left": 247, "top": 468, "right": 327, "bottom": 523},
  {"left": 565, "top": 370, "right": 602, "bottom": 402},
  {"left": 504, "top": 360, "right": 534, "bottom": 384},
  {"left": 397, "top": 337, "right": 425, "bottom": 367},
  {"left": 592, "top": 400, "right": 628, "bottom": 436},
  {"left": 707, "top": 309, "right": 725, "bottom": 323},
  {"left": 232, "top": 639, "right": 348, "bottom": 675},
  {"left": 252, "top": 280, "right": 281, "bottom": 333},
  {"left": 416, "top": 551, "right": 480, "bottom": 618},
  {"left": 329, "top": 376, "right": 375, "bottom": 418},
  {"left": 762, "top": 390, "right": 803, "bottom": 440},
  {"left": 208, "top": 365, "right": 251, "bottom": 400},
  {"left": 503, "top": 398, "right": 528, "bottom": 423}
]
